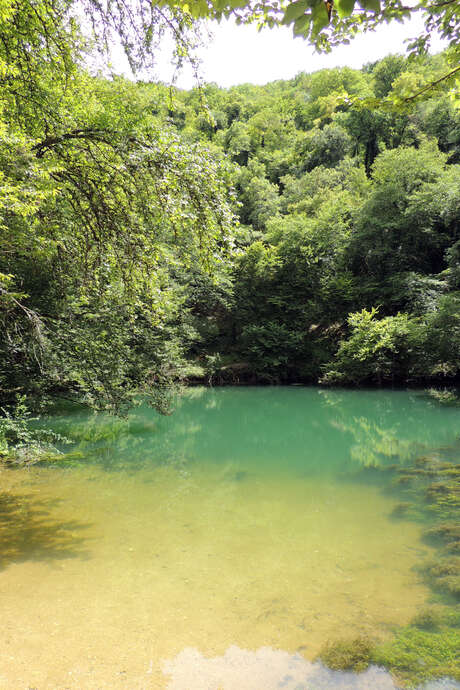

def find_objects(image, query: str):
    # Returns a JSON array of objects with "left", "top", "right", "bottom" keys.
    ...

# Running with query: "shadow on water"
[{"left": 0, "top": 490, "right": 91, "bottom": 570}]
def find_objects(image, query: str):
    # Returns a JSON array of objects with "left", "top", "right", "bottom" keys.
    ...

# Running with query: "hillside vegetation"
[{"left": 1, "top": 48, "right": 459, "bottom": 442}]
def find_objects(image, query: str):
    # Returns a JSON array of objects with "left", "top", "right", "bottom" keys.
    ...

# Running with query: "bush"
[{"left": 321, "top": 308, "right": 419, "bottom": 384}]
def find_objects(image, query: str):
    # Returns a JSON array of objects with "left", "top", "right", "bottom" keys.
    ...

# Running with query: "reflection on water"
[
  {"left": 163, "top": 646, "right": 460, "bottom": 690},
  {"left": 0, "top": 387, "right": 458, "bottom": 689},
  {"left": 44, "top": 386, "right": 460, "bottom": 473}
]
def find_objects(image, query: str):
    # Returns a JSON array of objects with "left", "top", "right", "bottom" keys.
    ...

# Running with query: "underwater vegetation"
[
  {"left": 373, "top": 617, "right": 460, "bottom": 687},
  {"left": 317, "top": 637, "right": 373, "bottom": 673},
  {"left": 319, "top": 440, "right": 460, "bottom": 687},
  {"left": 386, "top": 445, "right": 460, "bottom": 603},
  {"left": 318, "top": 622, "right": 460, "bottom": 687}
]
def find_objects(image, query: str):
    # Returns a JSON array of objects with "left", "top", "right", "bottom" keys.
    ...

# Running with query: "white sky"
[
  {"left": 178, "top": 16, "right": 445, "bottom": 88},
  {"left": 109, "top": 13, "right": 448, "bottom": 88}
]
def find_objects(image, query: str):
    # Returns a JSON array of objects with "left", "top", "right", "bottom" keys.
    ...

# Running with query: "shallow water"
[{"left": 1, "top": 387, "right": 459, "bottom": 689}]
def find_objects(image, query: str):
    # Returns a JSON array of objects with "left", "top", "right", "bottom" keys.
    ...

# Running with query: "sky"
[{"left": 140, "top": 13, "right": 448, "bottom": 89}]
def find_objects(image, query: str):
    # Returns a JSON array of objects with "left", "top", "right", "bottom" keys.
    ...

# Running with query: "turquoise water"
[
  {"left": 1, "top": 386, "right": 459, "bottom": 689},
  {"left": 48, "top": 386, "right": 460, "bottom": 472}
]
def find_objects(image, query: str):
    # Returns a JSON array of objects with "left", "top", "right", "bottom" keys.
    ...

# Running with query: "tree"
[
  {"left": 0, "top": 2, "right": 237, "bottom": 415},
  {"left": 348, "top": 143, "right": 455, "bottom": 283},
  {"left": 372, "top": 54, "right": 407, "bottom": 98},
  {"left": 304, "top": 123, "right": 353, "bottom": 171},
  {"left": 321, "top": 308, "right": 419, "bottom": 385},
  {"left": 238, "top": 167, "right": 281, "bottom": 230},
  {"left": 322, "top": 295, "right": 460, "bottom": 384}
]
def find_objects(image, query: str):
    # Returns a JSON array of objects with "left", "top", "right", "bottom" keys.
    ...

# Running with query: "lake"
[{"left": 0, "top": 387, "right": 459, "bottom": 689}]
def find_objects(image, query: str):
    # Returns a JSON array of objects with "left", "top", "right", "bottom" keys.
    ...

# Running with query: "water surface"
[{"left": 0, "top": 387, "right": 459, "bottom": 689}]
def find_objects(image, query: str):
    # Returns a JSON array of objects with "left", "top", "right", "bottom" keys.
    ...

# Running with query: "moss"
[
  {"left": 424, "top": 524, "right": 460, "bottom": 556},
  {"left": 425, "top": 522, "right": 460, "bottom": 542},
  {"left": 444, "top": 609, "right": 460, "bottom": 628},
  {"left": 391, "top": 502, "right": 412, "bottom": 518},
  {"left": 433, "top": 462, "right": 459, "bottom": 472},
  {"left": 438, "top": 575, "right": 460, "bottom": 597},
  {"left": 443, "top": 540, "right": 460, "bottom": 554},
  {"left": 362, "top": 445, "right": 460, "bottom": 683},
  {"left": 394, "top": 474, "right": 413, "bottom": 485},
  {"left": 415, "top": 456, "right": 433, "bottom": 467},
  {"left": 438, "top": 466, "right": 460, "bottom": 477},
  {"left": 403, "top": 468, "right": 430, "bottom": 477},
  {"left": 411, "top": 608, "right": 443, "bottom": 631},
  {"left": 426, "top": 557, "right": 460, "bottom": 578},
  {"left": 425, "top": 482, "right": 456, "bottom": 501},
  {"left": 373, "top": 625, "right": 460, "bottom": 686},
  {"left": 385, "top": 463, "right": 401, "bottom": 472},
  {"left": 422, "top": 557, "right": 460, "bottom": 599},
  {"left": 318, "top": 637, "right": 373, "bottom": 672}
]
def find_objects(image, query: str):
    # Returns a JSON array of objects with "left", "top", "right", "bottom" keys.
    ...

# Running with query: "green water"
[
  {"left": 1, "top": 387, "right": 459, "bottom": 689},
  {"left": 49, "top": 386, "right": 460, "bottom": 472}
]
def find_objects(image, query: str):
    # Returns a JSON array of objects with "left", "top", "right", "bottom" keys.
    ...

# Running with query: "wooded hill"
[{"left": 1, "top": 48, "right": 459, "bottom": 427}]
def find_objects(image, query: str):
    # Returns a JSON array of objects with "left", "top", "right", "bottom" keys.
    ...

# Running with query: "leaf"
[
  {"left": 335, "top": 0, "right": 356, "bottom": 18},
  {"left": 311, "top": 1, "right": 329, "bottom": 34},
  {"left": 359, "top": 0, "right": 381, "bottom": 12},
  {"left": 293, "top": 13, "right": 310, "bottom": 35},
  {"left": 189, "top": 3, "right": 207, "bottom": 18},
  {"left": 281, "top": 0, "right": 309, "bottom": 25}
]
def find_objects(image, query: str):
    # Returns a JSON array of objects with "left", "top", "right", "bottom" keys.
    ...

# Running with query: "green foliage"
[
  {"left": 0, "top": 396, "right": 70, "bottom": 465},
  {"left": 304, "top": 124, "right": 353, "bottom": 171},
  {"left": 0, "top": 113, "right": 236, "bottom": 412},
  {"left": 322, "top": 309, "right": 419, "bottom": 385},
  {"left": 0, "top": 0, "right": 238, "bottom": 442},
  {"left": 238, "top": 173, "right": 281, "bottom": 230},
  {"left": 419, "top": 294, "right": 460, "bottom": 379},
  {"left": 372, "top": 54, "right": 407, "bottom": 99},
  {"left": 349, "top": 143, "right": 453, "bottom": 280},
  {"left": 323, "top": 293, "right": 460, "bottom": 385}
]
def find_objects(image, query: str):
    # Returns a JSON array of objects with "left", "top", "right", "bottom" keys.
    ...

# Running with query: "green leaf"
[
  {"left": 311, "top": 1, "right": 329, "bottom": 34},
  {"left": 359, "top": 0, "right": 381, "bottom": 12},
  {"left": 281, "top": 0, "right": 309, "bottom": 25},
  {"left": 335, "top": 0, "right": 356, "bottom": 18},
  {"left": 212, "top": 0, "right": 228, "bottom": 10},
  {"left": 189, "top": 2, "right": 207, "bottom": 18},
  {"left": 293, "top": 13, "right": 310, "bottom": 35}
]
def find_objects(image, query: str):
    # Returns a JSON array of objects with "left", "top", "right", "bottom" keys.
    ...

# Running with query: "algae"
[
  {"left": 373, "top": 623, "right": 460, "bottom": 686},
  {"left": 332, "top": 441, "right": 460, "bottom": 686},
  {"left": 318, "top": 637, "right": 373, "bottom": 673}
]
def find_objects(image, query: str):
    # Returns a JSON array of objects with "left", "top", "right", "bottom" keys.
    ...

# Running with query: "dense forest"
[
  {"left": 160, "top": 52, "right": 460, "bottom": 389},
  {"left": 0, "top": 0, "right": 459, "bottom": 459}
]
